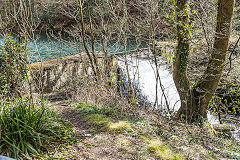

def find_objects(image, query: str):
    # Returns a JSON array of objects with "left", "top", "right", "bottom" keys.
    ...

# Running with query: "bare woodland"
[{"left": 0, "top": 0, "right": 240, "bottom": 159}]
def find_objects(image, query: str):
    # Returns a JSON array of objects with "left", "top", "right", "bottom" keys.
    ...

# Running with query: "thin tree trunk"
[
  {"left": 77, "top": 0, "right": 97, "bottom": 78},
  {"left": 86, "top": 0, "right": 99, "bottom": 75}
]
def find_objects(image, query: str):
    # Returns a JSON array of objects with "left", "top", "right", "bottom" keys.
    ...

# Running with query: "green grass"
[
  {"left": 108, "top": 121, "right": 131, "bottom": 132},
  {"left": 0, "top": 98, "right": 73, "bottom": 159},
  {"left": 85, "top": 114, "right": 112, "bottom": 126},
  {"left": 74, "top": 103, "right": 133, "bottom": 133},
  {"left": 74, "top": 102, "right": 114, "bottom": 115},
  {"left": 142, "top": 136, "right": 184, "bottom": 160}
]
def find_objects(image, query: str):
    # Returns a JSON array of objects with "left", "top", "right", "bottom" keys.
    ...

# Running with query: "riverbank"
[
  {"left": 27, "top": 52, "right": 240, "bottom": 159},
  {"left": 1, "top": 0, "right": 240, "bottom": 159},
  {"left": 1, "top": 46, "right": 240, "bottom": 160},
  {"left": 29, "top": 92, "right": 240, "bottom": 160}
]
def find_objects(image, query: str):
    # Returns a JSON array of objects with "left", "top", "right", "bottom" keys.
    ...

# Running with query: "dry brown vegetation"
[
  {"left": 39, "top": 89, "right": 240, "bottom": 160},
  {"left": 0, "top": 0, "right": 240, "bottom": 159}
]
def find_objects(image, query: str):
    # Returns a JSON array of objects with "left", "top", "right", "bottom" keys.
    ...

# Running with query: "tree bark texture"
[
  {"left": 174, "top": 0, "right": 235, "bottom": 122},
  {"left": 173, "top": 0, "right": 193, "bottom": 119}
]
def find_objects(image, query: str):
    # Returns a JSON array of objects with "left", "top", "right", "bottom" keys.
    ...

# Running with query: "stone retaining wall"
[{"left": 29, "top": 53, "right": 117, "bottom": 93}]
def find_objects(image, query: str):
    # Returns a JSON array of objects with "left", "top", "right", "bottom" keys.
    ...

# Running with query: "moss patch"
[
  {"left": 74, "top": 103, "right": 114, "bottom": 116},
  {"left": 74, "top": 102, "right": 95, "bottom": 110},
  {"left": 85, "top": 114, "right": 112, "bottom": 126},
  {"left": 108, "top": 121, "right": 131, "bottom": 131},
  {"left": 143, "top": 137, "right": 184, "bottom": 160},
  {"left": 74, "top": 103, "right": 132, "bottom": 132}
]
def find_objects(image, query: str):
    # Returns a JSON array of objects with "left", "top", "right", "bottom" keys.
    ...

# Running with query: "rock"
[
  {"left": 0, "top": 155, "right": 16, "bottom": 160},
  {"left": 84, "top": 134, "right": 92, "bottom": 137},
  {"left": 212, "top": 124, "right": 236, "bottom": 132}
]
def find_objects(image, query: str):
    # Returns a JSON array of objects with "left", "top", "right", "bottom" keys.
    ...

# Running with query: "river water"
[
  {"left": 117, "top": 51, "right": 221, "bottom": 121},
  {"left": 0, "top": 36, "right": 239, "bottom": 139},
  {"left": 0, "top": 36, "right": 147, "bottom": 63},
  {"left": 117, "top": 50, "right": 239, "bottom": 139}
]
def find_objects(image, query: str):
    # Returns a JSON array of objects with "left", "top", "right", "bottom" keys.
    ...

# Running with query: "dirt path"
[
  {"left": 49, "top": 101, "right": 156, "bottom": 160},
  {"left": 42, "top": 93, "right": 239, "bottom": 160}
]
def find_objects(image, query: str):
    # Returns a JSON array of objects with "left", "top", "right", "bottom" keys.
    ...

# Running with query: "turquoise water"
[{"left": 0, "top": 35, "right": 148, "bottom": 63}]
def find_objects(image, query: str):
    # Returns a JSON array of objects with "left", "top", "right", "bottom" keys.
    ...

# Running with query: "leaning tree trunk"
[{"left": 174, "top": 0, "right": 235, "bottom": 122}]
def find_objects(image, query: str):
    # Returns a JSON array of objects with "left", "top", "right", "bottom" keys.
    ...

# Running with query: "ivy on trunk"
[{"left": 173, "top": 0, "right": 235, "bottom": 122}]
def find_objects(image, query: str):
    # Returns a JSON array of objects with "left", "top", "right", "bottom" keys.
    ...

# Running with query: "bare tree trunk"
[
  {"left": 86, "top": 0, "right": 99, "bottom": 75},
  {"left": 174, "top": 0, "right": 235, "bottom": 122}
]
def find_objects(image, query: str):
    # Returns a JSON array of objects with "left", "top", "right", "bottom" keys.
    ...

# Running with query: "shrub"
[
  {"left": 0, "top": 98, "right": 72, "bottom": 159},
  {"left": 0, "top": 35, "right": 28, "bottom": 96},
  {"left": 214, "top": 81, "right": 240, "bottom": 115}
]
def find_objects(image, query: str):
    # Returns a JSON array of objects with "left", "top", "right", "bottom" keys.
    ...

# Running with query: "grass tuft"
[
  {"left": 0, "top": 98, "right": 73, "bottom": 159},
  {"left": 74, "top": 102, "right": 93, "bottom": 109},
  {"left": 74, "top": 103, "right": 114, "bottom": 116}
]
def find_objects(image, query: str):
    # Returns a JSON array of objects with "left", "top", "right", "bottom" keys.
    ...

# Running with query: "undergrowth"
[
  {"left": 142, "top": 136, "right": 184, "bottom": 160},
  {"left": 74, "top": 103, "right": 133, "bottom": 132},
  {"left": 0, "top": 98, "right": 74, "bottom": 159},
  {"left": 73, "top": 102, "right": 186, "bottom": 159},
  {"left": 72, "top": 102, "right": 240, "bottom": 159}
]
